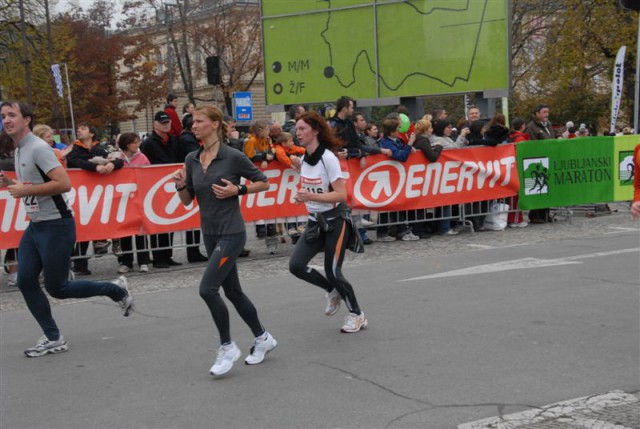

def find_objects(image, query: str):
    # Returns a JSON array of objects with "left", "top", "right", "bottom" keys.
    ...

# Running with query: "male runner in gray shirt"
[{"left": 0, "top": 101, "right": 134, "bottom": 358}]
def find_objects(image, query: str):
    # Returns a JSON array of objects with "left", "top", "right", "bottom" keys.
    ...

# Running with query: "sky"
[{"left": 53, "top": 0, "right": 127, "bottom": 26}]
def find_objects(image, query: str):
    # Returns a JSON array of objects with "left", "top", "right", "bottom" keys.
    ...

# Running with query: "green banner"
[{"left": 517, "top": 136, "right": 640, "bottom": 210}]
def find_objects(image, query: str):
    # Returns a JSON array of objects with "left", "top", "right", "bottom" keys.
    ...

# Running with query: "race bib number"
[
  {"left": 21, "top": 182, "right": 39, "bottom": 213},
  {"left": 301, "top": 176, "right": 324, "bottom": 194},
  {"left": 23, "top": 194, "right": 40, "bottom": 213}
]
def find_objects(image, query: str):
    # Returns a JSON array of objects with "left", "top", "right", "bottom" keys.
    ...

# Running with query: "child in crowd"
[
  {"left": 244, "top": 121, "right": 278, "bottom": 253},
  {"left": 116, "top": 133, "right": 152, "bottom": 273},
  {"left": 273, "top": 132, "right": 305, "bottom": 168},
  {"left": 274, "top": 132, "right": 307, "bottom": 242},
  {"left": 377, "top": 118, "right": 419, "bottom": 241}
]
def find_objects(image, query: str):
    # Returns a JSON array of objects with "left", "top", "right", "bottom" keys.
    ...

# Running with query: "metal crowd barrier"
[{"left": 3, "top": 197, "right": 588, "bottom": 272}]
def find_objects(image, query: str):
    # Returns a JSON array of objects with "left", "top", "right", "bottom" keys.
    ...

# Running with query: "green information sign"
[
  {"left": 261, "top": 0, "right": 509, "bottom": 105},
  {"left": 517, "top": 136, "right": 639, "bottom": 210}
]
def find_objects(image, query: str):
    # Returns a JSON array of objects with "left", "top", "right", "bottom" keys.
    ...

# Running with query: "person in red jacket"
[
  {"left": 508, "top": 117, "right": 530, "bottom": 143},
  {"left": 164, "top": 94, "right": 183, "bottom": 137},
  {"left": 507, "top": 117, "right": 530, "bottom": 228}
]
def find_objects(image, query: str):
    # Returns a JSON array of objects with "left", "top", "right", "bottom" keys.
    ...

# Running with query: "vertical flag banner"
[
  {"left": 51, "top": 64, "right": 64, "bottom": 98},
  {"left": 610, "top": 46, "right": 626, "bottom": 134}
]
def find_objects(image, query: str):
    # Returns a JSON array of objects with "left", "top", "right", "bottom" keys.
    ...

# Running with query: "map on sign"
[{"left": 261, "top": 0, "right": 509, "bottom": 105}]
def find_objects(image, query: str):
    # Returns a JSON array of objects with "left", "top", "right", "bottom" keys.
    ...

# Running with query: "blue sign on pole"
[{"left": 234, "top": 92, "right": 253, "bottom": 122}]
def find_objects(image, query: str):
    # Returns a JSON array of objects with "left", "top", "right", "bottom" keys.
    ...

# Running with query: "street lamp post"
[{"left": 164, "top": 0, "right": 178, "bottom": 94}]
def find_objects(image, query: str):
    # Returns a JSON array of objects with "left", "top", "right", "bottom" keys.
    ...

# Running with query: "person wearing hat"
[
  {"left": 525, "top": 104, "right": 558, "bottom": 141},
  {"left": 141, "top": 111, "right": 182, "bottom": 268},
  {"left": 165, "top": 94, "right": 183, "bottom": 138}
]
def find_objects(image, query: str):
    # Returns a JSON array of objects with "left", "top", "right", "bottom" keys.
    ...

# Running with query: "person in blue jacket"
[
  {"left": 378, "top": 117, "right": 414, "bottom": 162},
  {"left": 376, "top": 118, "right": 419, "bottom": 241}
]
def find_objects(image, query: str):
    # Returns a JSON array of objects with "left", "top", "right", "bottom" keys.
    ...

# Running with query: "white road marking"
[
  {"left": 400, "top": 248, "right": 639, "bottom": 282},
  {"left": 466, "top": 244, "right": 496, "bottom": 249},
  {"left": 608, "top": 226, "right": 640, "bottom": 232},
  {"left": 458, "top": 391, "right": 638, "bottom": 429}
]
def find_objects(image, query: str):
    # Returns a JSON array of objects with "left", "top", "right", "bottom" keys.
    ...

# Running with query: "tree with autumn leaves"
[
  {"left": 2, "top": 0, "right": 638, "bottom": 133},
  {"left": 1, "top": 0, "right": 132, "bottom": 133},
  {"left": 120, "top": 0, "right": 262, "bottom": 115},
  {"left": 511, "top": 0, "right": 638, "bottom": 130}
]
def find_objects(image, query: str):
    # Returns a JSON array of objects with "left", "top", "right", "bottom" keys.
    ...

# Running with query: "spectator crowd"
[{"left": 1, "top": 93, "right": 636, "bottom": 285}]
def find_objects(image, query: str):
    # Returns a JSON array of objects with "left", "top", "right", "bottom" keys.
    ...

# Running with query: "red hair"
[{"left": 297, "top": 111, "right": 343, "bottom": 153}]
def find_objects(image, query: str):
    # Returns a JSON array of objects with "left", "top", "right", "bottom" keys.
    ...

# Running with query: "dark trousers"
[
  {"left": 150, "top": 233, "right": 173, "bottom": 263},
  {"left": 118, "top": 235, "right": 150, "bottom": 268},
  {"left": 18, "top": 218, "right": 126, "bottom": 340},
  {"left": 186, "top": 230, "right": 203, "bottom": 260},
  {"left": 377, "top": 211, "right": 410, "bottom": 237},
  {"left": 255, "top": 223, "right": 276, "bottom": 238},
  {"left": 529, "top": 208, "right": 549, "bottom": 222},
  {"left": 289, "top": 218, "right": 361, "bottom": 315},
  {"left": 72, "top": 241, "right": 90, "bottom": 271}
]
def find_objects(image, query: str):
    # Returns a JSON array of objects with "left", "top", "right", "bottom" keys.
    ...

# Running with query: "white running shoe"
[
  {"left": 357, "top": 217, "right": 375, "bottom": 228},
  {"left": 245, "top": 333, "right": 277, "bottom": 365},
  {"left": 139, "top": 264, "right": 149, "bottom": 273},
  {"left": 401, "top": 232, "right": 420, "bottom": 241},
  {"left": 377, "top": 234, "right": 396, "bottom": 242},
  {"left": 341, "top": 312, "right": 368, "bottom": 333},
  {"left": 508, "top": 221, "right": 529, "bottom": 228},
  {"left": 24, "top": 335, "right": 69, "bottom": 357},
  {"left": 324, "top": 289, "right": 341, "bottom": 316},
  {"left": 444, "top": 229, "right": 458, "bottom": 235},
  {"left": 7, "top": 272, "right": 17, "bottom": 287},
  {"left": 210, "top": 342, "right": 241, "bottom": 376},
  {"left": 117, "top": 264, "right": 130, "bottom": 274},
  {"left": 113, "top": 276, "right": 134, "bottom": 317}
]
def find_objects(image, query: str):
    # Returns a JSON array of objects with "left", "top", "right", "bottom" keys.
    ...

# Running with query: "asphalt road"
[{"left": 1, "top": 207, "right": 638, "bottom": 429}]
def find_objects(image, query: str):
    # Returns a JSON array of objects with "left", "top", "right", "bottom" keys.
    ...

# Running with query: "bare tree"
[{"left": 121, "top": 0, "right": 262, "bottom": 113}]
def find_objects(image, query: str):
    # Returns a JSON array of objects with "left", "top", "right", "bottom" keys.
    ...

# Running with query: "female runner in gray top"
[{"left": 172, "top": 105, "right": 277, "bottom": 377}]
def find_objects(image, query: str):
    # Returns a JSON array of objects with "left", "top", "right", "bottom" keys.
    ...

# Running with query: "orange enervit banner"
[
  {"left": 0, "top": 144, "right": 518, "bottom": 249},
  {"left": 346, "top": 144, "right": 519, "bottom": 210}
]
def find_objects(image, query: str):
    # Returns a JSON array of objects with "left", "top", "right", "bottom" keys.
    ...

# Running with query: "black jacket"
[
  {"left": 177, "top": 130, "right": 199, "bottom": 163},
  {"left": 475, "top": 125, "right": 509, "bottom": 147},
  {"left": 330, "top": 115, "right": 367, "bottom": 157},
  {"left": 67, "top": 142, "right": 124, "bottom": 171},
  {"left": 413, "top": 135, "right": 442, "bottom": 162},
  {"left": 141, "top": 132, "right": 179, "bottom": 165}
]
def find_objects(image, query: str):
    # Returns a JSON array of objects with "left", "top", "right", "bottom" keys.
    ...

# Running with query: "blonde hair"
[
  {"left": 414, "top": 119, "right": 432, "bottom": 135},
  {"left": 276, "top": 132, "right": 293, "bottom": 145},
  {"left": 249, "top": 120, "right": 269, "bottom": 136},
  {"left": 193, "top": 105, "right": 228, "bottom": 141},
  {"left": 33, "top": 124, "right": 53, "bottom": 140}
]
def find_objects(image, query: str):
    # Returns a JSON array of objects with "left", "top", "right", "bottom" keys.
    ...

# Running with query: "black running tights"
[
  {"left": 200, "top": 231, "right": 264, "bottom": 344},
  {"left": 289, "top": 218, "right": 361, "bottom": 314}
]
